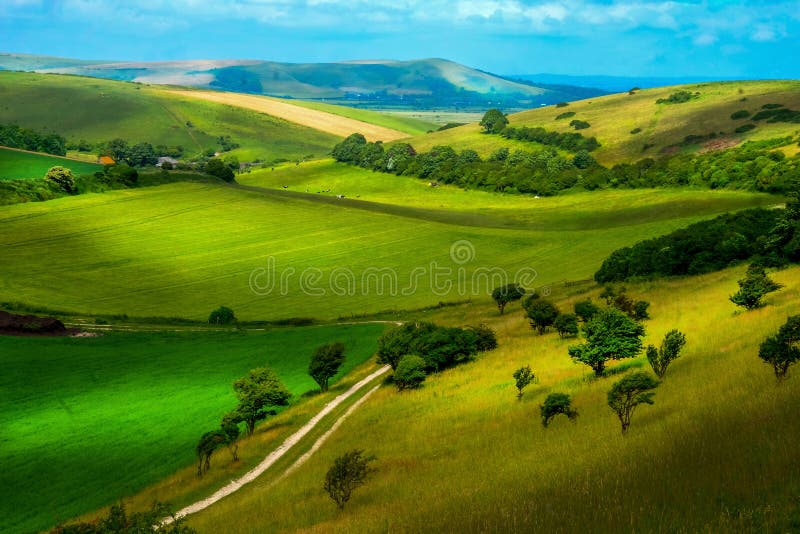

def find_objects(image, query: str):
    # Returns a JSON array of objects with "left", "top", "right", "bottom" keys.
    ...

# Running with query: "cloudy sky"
[{"left": 1, "top": 0, "right": 798, "bottom": 77}]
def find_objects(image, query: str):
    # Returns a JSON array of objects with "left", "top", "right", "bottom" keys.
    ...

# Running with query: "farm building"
[
  {"left": 98, "top": 155, "right": 115, "bottom": 165},
  {"left": 157, "top": 156, "right": 179, "bottom": 167}
]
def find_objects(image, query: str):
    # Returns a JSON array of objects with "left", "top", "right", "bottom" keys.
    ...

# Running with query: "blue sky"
[{"left": 1, "top": 0, "right": 798, "bottom": 77}]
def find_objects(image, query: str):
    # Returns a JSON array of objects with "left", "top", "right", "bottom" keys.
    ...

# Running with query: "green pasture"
[
  {"left": 186, "top": 265, "right": 800, "bottom": 532},
  {"left": 0, "top": 323, "right": 383, "bottom": 533},
  {"left": 0, "top": 147, "right": 101, "bottom": 180},
  {"left": 0, "top": 181, "right": 775, "bottom": 321}
]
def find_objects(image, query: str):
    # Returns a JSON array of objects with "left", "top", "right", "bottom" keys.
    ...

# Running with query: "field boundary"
[
  {"left": 163, "top": 364, "right": 391, "bottom": 523},
  {"left": 0, "top": 145, "right": 101, "bottom": 164}
]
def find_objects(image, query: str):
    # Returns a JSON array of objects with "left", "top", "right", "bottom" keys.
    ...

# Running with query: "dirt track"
[{"left": 162, "top": 90, "right": 410, "bottom": 142}]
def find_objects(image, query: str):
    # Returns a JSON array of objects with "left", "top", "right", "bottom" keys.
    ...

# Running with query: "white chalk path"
[{"left": 163, "top": 365, "right": 390, "bottom": 524}]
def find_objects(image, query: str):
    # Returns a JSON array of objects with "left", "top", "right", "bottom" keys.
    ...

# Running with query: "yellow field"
[{"left": 163, "top": 89, "right": 411, "bottom": 142}]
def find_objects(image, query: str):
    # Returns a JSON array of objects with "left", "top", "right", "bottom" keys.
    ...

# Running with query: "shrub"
[
  {"left": 730, "top": 109, "right": 751, "bottom": 120},
  {"left": 324, "top": 450, "right": 375, "bottom": 509},
  {"left": 607, "top": 371, "right": 659, "bottom": 433},
  {"left": 492, "top": 283, "right": 525, "bottom": 314},
  {"left": 646, "top": 329, "right": 687, "bottom": 378},
  {"left": 758, "top": 315, "right": 800, "bottom": 380},
  {"left": 570, "top": 119, "right": 591, "bottom": 130},
  {"left": 50, "top": 502, "right": 196, "bottom": 533},
  {"left": 554, "top": 313, "right": 579, "bottom": 338},
  {"left": 467, "top": 324, "right": 498, "bottom": 351},
  {"left": 730, "top": 264, "right": 783, "bottom": 310},
  {"left": 656, "top": 90, "right": 697, "bottom": 104},
  {"left": 735, "top": 124, "right": 756, "bottom": 133},
  {"left": 555, "top": 111, "right": 576, "bottom": 120},
  {"left": 630, "top": 127, "right": 642, "bottom": 134},
  {"left": 513, "top": 365, "right": 535, "bottom": 399},
  {"left": 523, "top": 294, "right": 560, "bottom": 335},
  {"left": 574, "top": 299, "right": 600, "bottom": 322},
  {"left": 540, "top": 393, "right": 578, "bottom": 427},
  {"left": 394, "top": 355, "right": 427, "bottom": 390},
  {"left": 205, "top": 158, "right": 235, "bottom": 182},
  {"left": 208, "top": 305, "right": 236, "bottom": 325},
  {"left": 556, "top": 102, "right": 569, "bottom": 108},
  {"left": 44, "top": 166, "right": 75, "bottom": 193}
]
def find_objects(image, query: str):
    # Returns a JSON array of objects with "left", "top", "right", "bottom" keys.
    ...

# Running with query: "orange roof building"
[{"left": 98, "top": 155, "right": 115, "bottom": 165}]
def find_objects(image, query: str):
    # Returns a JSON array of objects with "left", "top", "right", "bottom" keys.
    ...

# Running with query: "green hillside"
[
  {"left": 408, "top": 80, "right": 800, "bottom": 165},
  {"left": 0, "top": 324, "right": 383, "bottom": 534},
  {"left": 0, "top": 147, "right": 101, "bottom": 180},
  {"left": 183, "top": 265, "right": 800, "bottom": 533},
  {"left": 0, "top": 179, "right": 775, "bottom": 321}
]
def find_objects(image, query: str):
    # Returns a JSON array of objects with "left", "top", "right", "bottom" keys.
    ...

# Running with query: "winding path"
[{"left": 163, "top": 364, "right": 391, "bottom": 524}]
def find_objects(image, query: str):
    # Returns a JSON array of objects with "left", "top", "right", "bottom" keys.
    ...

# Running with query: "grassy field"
[
  {"left": 0, "top": 72, "right": 340, "bottom": 162},
  {"left": 0, "top": 147, "right": 101, "bottom": 180},
  {"left": 0, "top": 323, "right": 384, "bottom": 533},
  {"left": 407, "top": 80, "right": 800, "bottom": 164},
  {"left": 274, "top": 99, "right": 438, "bottom": 136},
  {"left": 0, "top": 180, "right": 776, "bottom": 321},
  {"left": 182, "top": 265, "right": 800, "bottom": 533}
]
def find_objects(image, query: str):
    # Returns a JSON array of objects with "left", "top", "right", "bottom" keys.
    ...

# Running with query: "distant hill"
[
  {"left": 0, "top": 53, "right": 606, "bottom": 110},
  {"left": 511, "top": 73, "right": 743, "bottom": 94}
]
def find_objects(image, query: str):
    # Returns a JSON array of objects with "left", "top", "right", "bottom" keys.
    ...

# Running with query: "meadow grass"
[
  {"left": 406, "top": 80, "right": 800, "bottom": 165},
  {"left": 0, "top": 147, "right": 101, "bottom": 180},
  {"left": 185, "top": 265, "right": 800, "bottom": 533},
  {"left": 0, "top": 323, "right": 384, "bottom": 533},
  {"left": 0, "top": 181, "right": 773, "bottom": 321},
  {"left": 0, "top": 72, "right": 339, "bottom": 162}
]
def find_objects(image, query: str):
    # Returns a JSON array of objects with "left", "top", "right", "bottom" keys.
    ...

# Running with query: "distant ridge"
[{"left": 0, "top": 53, "right": 606, "bottom": 110}]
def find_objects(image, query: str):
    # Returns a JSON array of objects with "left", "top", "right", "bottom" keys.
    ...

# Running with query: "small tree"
[
  {"left": 479, "top": 108, "right": 509, "bottom": 133},
  {"left": 513, "top": 365, "right": 535, "bottom": 399},
  {"left": 324, "top": 449, "right": 375, "bottom": 509},
  {"left": 730, "top": 264, "right": 783, "bottom": 310},
  {"left": 758, "top": 315, "right": 800, "bottom": 380},
  {"left": 540, "top": 393, "right": 578, "bottom": 427},
  {"left": 232, "top": 367, "right": 291, "bottom": 435},
  {"left": 467, "top": 324, "right": 498, "bottom": 352},
  {"left": 394, "top": 354, "right": 427, "bottom": 390},
  {"left": 554, "top": 313, "right": 579, "bottom": 338},
  {"left": 52, "top": 501, "right": 197, "bottom": 533},
  {"left": 205, "top": 158, "right": 235, "bottom": 182},
  {"left": 523, "top": 294, "right": 560, "bottom": 335},
  {"left": 568, "top": 308, "right": 645, "bottom": 377},
  {"left": 308, "top": 342, "right": 346, "bottom": 392},
  {"left": 492, "top": 283, "right": 525, "bottom": 314},
  {"left": 208, "top": 305, "right": 236, "bottom": 325},
  {"left": 646, "top": 329, "right": 687, "bottom": 378},
  {"left": 607, "top": 372, "right": 659, "bottom": 434},
  {"left": 574, "top": 298, "right": 600, "bottom": 322},
  {"left": 45, "top": 166, "right": 75, "bottom": 193}
]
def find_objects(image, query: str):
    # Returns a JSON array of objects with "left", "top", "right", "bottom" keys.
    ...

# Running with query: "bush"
[
  {"left": 656, "top": 90, "right": 697, "bottom": 105},
  {"left": 607, "top": 371, "right": 659, "bottom": 433},
  {"left": 205, "top": 158, "right": 235, "bottom": 182},
  {"left": 523, "top": 294, "right": 560, "bottom": 335},
  {"left": 569, "top": 119, "right": 591, "bottom": 130},
  {"left": 730, "top": 264, "right": 783, "bottom": 310},
  {"left": 467, "top": 324, "right": 498, "bottom": 351},
  {"left": 554, "top": 313, "right": 579, "bottom": 338},
  {"left": 513, "top": 365, "right": 535, "bottom": 399},
  {"left": 735, "top": 124, "right": 756, "bottom": 133},
  {"left": 44, "top": 166, "right": 75, "bottom": 193},
  {"left": 50, "top": 501, "right": 196, "bottom": 533},
  {"left": 208, "top": 305, "right": 236, "bottom": 325},
  {"left": 730, "top": 109, "right": 751, "bottom": 120},
  {"left": 556, "top": 102, "right": 569, "bottom": 108},
  {"left": 758, "top": 315, "right": 800, "bottom": 380},
  {"left": 574, "top": 299, "right": 600, "bottom": 322},
  {"left": 394, "top": 354, "right": 427, "bottom": 390},
  {"left": 324, "top": 450, "right": 375, "bottom": 509},
  {"left": 540, "top": 393, "right": 578, "bottom": 427},
  {"left": 646, "top": 329, "right": 687, "bottom": 378},
  {"left": 376, "top": 322, "right": 489, "bottom": 372},
  {"left": 630, "top": 127, "right": 642, "bottom": 134},
  {"left": 555, "top": 111, "right": 576, "bottom": 120}
]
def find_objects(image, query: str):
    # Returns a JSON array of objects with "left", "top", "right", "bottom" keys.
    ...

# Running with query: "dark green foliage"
[
  {"left": 492, "top": 283, "right": 526, "bottom": 314},
  {"left": 217, "top": 135, "right": 240, "bottom": 152},
  {"left": 730, "top": 264, "right": 783, "bottom": 310},
  {"left": 554, "top": 313, "right": 579, "bottom": 338},
  {"left": 607, "top": 371, "right": 659, "bottom": 433},
  {"left": 104, "top": 164, "right": 138, "bottom": 187},
  {"left": 766, "top": 190, "right": 800, "bottom": 263},
  {"left": 480, "top": 109, "right": 509, "bottom": 133},
  {"left": 513, "top": 365, "right": 535, "bottom": 399},
  {"left": 572, "top": 150, "right": 596, "bottom": 169},
  {"left": 555, "top": 111, "right": 576, "bottom": 120},
  {"left": 204, "top": 158, "right": 235, "bottom": 182},
  {"left": 196, "top": 428, "right": 234, "bottom": 476},
  {"left": 656, "top": 91, "right": 697, "bottom": 105},
  {"left": 332, "top": 133, "right": 368, "bottom": 163},
  {"left": 50, "top": 502, "right": 196, "bottom": 533},
  {"left": 762, "top": 103, "right": 784, "bottom": 109},
  {"left": 633, "top": 300, "right": 651, "bottom": 320},
  {"left": 0, "top": 123, "right": 66, "bottom": 155},
  {"left": 569, "top": 308, "right": 645, "bottom": 377},
  {"left": 308, "top": 342, "right": 346, "bottom": 392},
  {"left": 595, "top": 208, "right": 782, "bottom": 282},
  {"left": 208, "top": 305, "right": 236, "bottom": 325},
  {"left": 730, "top": 110, "right": 751, "bottom": 120},
  {"left": 630, "top": 127, "right": 642, "bottom": 134},
  {"left": 556, "top": 102, "right": 569, "bottom": 108},
  {"left": 574, "top": 299, "right": 600, "bottom": 322},
  {"left": 523, "top": 294, "right": 560, "bottom": 335},
  {"left": 324, "top": 449, "right": 375, "bottom": 509},
  {"left": 735, "top": 124, "right": 756, "bottom": 133},
  {"left": 44, "top": 166, "right": 75, "bottom": 193},
  {"left": 540, "top": 393, "right": 578, "bottom": 427},
  {"left": 646, "top": 329, "right": 687, "bottom": 378},
  {"left": 569, "top": 119, "right": 591, "bottom": 130},
  {"left": 752, "top": 107, "right": 800, "bottom": 123},
  {"left": 500, "top": 126, "right": 600, "bottom": 152},
  {"left": 394, "top": 354, "right": 427, "bottom": 390},
  {"left": 467, "top": 323, "right": 499, "bottom": 352},
  {"left": 232, "top": 367, "right": 291, "bottom": 435},
  {"left": 376, "top": 322, "right": 490, "bottom": 372},
  {"left": 758, "top": 315, "right": 800, "bottom": 380},
  {"left": 437, "top": 122, "right": 466, "bottom": 131}
]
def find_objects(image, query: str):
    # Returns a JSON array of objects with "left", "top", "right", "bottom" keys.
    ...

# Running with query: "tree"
[
  {"left": 607, "top": 372, "right": 659, "bottom": 433},
  {"left": 232, "top": 367, "right": 291, "bottom": 435},
  {"left": 491, "top": 283, "right": 526, "bottom": 314},
  {"left": 105, "top": 163, "right": 138, "bottom": 186},
  {"left": 758, "top": 315, "right": 800, "bottom": 380},
  {"left": 467, "top": 323, "right": 498, "bottom": 352},
  {"left": 324, "top": 449, "right": 375, "bottom": 509},
  {"left": 574, "top": 298, "right": 600, "bottom": 322},
  {"left": 540, "top": 393, "right": 578, "bottom": 427},
  {"left": 51, "top": 501, "right": 197, "bottom": 533},
  {"left": 208, "top": 305, "right": 236, "bottom": 325},
  {"left": 196, "top": 429, "right": 229, "bottom": 477},
  {"left": 554, "top": 313, "right": 579, "bottom": 338},
  {"left": 44, "top": 166, "right": 75, "bottom": 193},
  {"left": 646, "top": 329, "right": 687, "bottom": 378},
  {"left": 730, "top": 264, "right": 783, "bottom": 310},
  {"left": 332, "top": 133, "right": 368, "bottom": 163},
  {"left": 375, "top": 322, "right": 487, "bottom": 372},
  {"left": 568, "top": 308, "right": 645, "bottom": 377},
  {"left": 480, "top": 109, "right": 509, "bottom": 133},
  {"left": 104, "top": 138, "right": 129, "bottom": 162},
  {"left": 394, "top": 354, "right": 427, "bottom": 390},
  {"left": 205, "top": 158, "right": 235, "bottom": 182},
  {"left": 308, "top": 342, "right": 346, "bottom": 392},
  {"left": 523, "top": 294, "right": 560, "bottom": 335},
  {"left": 512, "top": 365, "right": 535, "bottom": 399},
  {"left": 573, "top": 150, "right": 596, "bottom": 169}
]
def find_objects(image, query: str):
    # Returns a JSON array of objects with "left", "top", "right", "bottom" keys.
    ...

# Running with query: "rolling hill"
[{"left": 0, "top": 53, "right": 607, "bottom": 110}]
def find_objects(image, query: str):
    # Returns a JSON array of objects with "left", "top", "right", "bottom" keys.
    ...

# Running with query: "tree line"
[{"left": 0, "top": 123, "right": 67, "bottom": 156}]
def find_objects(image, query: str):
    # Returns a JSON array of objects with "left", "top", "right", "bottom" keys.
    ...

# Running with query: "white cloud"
[{"left": 693, "top": 33, "right": 717, "bottom": 46}]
